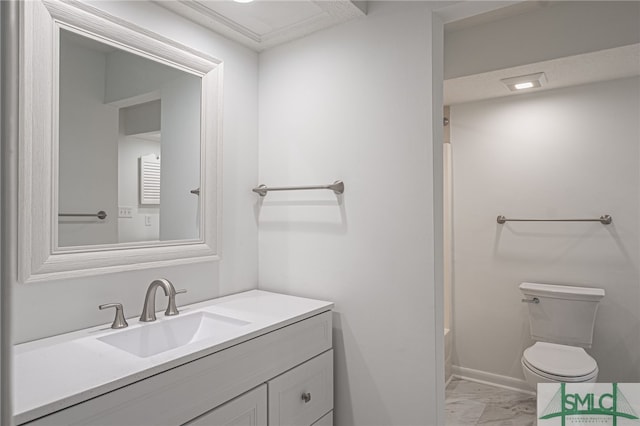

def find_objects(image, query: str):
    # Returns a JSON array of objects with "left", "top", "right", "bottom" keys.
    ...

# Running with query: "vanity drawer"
[{"left": 268, "top": 350, "right": 333, "bottom": 426}]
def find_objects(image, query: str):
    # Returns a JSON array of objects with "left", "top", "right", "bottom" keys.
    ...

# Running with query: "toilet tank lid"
[{"left": 520, "top": 282, "right": 605, "bottom": 299}]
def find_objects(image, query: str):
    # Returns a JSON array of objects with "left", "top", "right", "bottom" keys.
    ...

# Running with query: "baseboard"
[
  {"left": 451, "top": 365, "right": 536, "bottom": 396},
  {"left": 445, "top": 373, "right": 454, "bottom": 388}
]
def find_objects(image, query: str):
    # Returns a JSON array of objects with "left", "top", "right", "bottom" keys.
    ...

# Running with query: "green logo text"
[{"left": 540, "top": 383, "right": 639, "bottom": 425}]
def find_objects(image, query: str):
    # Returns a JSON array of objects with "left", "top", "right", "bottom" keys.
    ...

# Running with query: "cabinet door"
[
  {"left": 311, "top": 411, "right": 333, "bottom": 426},
  {"left": 184, "top": 385, "right": 266, "bottom": 426},
  {"left": 268, "top": 350, "right": 333, "bottom": 426}
]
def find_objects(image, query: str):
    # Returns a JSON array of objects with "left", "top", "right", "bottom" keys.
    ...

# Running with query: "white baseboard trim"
[
  {"left": 451, "top": 365, "right": 536, "bottom": 396},
  {"left": 445, "top": 374, "right": 454, "bottom": 388}
]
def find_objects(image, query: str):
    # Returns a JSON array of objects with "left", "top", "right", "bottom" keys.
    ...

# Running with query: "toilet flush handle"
[{"left": 521, "top": 297, "right": 540, "bottom": 304}]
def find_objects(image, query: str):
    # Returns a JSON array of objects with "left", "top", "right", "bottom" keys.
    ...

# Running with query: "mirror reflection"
[{"left": 58, "top": 29, "right": 202, "bottom": 248}]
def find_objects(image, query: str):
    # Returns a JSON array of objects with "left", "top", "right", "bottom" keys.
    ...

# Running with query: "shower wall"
[{"left": 450, "top": 76, "right": 640, "bottom": 388}]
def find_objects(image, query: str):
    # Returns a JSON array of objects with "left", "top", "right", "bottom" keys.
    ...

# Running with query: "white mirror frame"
[{"left": 18, "top": 0, "right": 222, "bottom": 283}]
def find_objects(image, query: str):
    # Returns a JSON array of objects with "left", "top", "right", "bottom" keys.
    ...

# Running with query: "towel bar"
[
  {"left": 59, "top": 211, "right": 107, "bottom": 220},
  {"left": 497, "top": 215, "right": 612, "bottom": 225},
  {"left": 253, "top": 180, "right": 344, "bottom": 197}
]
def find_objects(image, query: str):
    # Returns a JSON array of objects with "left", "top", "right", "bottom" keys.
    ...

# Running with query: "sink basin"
[{"left": 98, "top": 312, "right": 250, "bottom": 358}]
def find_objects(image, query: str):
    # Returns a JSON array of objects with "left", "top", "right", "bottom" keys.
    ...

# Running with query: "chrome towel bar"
[
  {"left": 497, "top": 214, "right": 612, "bottom": 225},
  {"left": 253, "top": 180, "right": 344, "bottom": 197},
  {"left": 59, "top": 210, "right": 107, "bottom": 220}
]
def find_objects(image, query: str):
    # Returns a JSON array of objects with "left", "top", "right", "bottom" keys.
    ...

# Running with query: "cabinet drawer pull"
[{"left": 301, "top": 392, "right": 312, "bottom": 403}]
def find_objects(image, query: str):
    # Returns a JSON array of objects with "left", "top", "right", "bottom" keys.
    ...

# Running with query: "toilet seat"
[
  {"left": 522, "top": 342, "right": 598, "bottom": 381},
  {"left": 522, "top": 357, "right": 598, "bottom": 382}
]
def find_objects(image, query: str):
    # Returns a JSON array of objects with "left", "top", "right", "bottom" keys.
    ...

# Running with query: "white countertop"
[{"left": 14, "top": 290, "right": 333, "bottom": 424}]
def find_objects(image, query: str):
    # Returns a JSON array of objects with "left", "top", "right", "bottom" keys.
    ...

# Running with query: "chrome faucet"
[{"left": 139, "top": 278, "right": 187, "bottom": 322}]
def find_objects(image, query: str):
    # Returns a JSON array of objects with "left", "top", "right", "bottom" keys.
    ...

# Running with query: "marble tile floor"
[{"left": 446, "top": 377, "right": 537, "bottom": 425}]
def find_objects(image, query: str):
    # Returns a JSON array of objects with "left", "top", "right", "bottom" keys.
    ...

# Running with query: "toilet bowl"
[{"left": 521, "top": 342, "right": 598, "bottom": 387}]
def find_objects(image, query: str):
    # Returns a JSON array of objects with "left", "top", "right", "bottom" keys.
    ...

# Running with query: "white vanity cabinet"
[
  {"left": 184, "top": 349, "right": 334, "bottom": 426},
  {"left": 16, "top": 292, "right": 334, "bottom": 426}
]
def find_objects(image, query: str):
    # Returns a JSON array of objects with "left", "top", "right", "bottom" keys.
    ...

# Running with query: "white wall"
[
  {"left": 258, "top": 2, "right": 444, "bottom": 424},
  {"left": 121, "top": 99, "right": 161, "bottom": 136},
  {"left": 159, "top": 73, "right": 201, "bottom": 241},
  {"left": 104, "top": 49, "right": 185, "bottom": 105},
  {"left": 444, "top": 1, "right": 640, "bottom": 79},
  {"left": 108, "top": 48, "right": 202, "bottom": 241},
  {"left": 58, "top": 38, "right": 119, "bottom": 247},
  {"left": 451, "top": 77, "right": 640, "bottom": 384},
  {"left": 0, "top": 4, "right": 7, "bottom": 423},
  {"left": 13, "top": 1, "right": 259, "bottom": 343},
  {"left": 117, "top": 135, "right": 160, "bottom": 243}
]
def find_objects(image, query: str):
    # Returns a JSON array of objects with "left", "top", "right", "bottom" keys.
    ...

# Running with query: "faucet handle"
[
  {"left": 99, "top": 303, "right": 129, "bottom": 329},
  {"left": 165, "top": 289, "right": 187, "bottom": 316}
]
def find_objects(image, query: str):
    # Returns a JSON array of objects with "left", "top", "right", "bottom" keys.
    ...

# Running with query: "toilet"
[{"left": 520, "top": 282, "right": 605, "bottom": 388}]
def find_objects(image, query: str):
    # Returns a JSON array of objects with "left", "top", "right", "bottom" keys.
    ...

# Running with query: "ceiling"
[
  {"left": 443, "top": 1, "right": 640, "bottom": 105},
  {"left": 443, "top": 1, "right": 548, "bottom": 33},
  {"left": 156, "top": 0, "right": 367, "bottom": 51},
  {"left": 444, "top": 43, "right": 640, "bottom": 105},
  {"left": 154, "top": 1, "right": 639, "bottom": 104}
]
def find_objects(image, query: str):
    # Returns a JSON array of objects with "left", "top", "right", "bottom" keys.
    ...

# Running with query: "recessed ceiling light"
[
  {"left": 501, "top": 72, "right": 547, "bottom": 92},
  {"left": 514, "top": 82, "right": 534, "bottom": 90},
  {"left": 233, "top": 0, "right": 255, "bottom": 3}
]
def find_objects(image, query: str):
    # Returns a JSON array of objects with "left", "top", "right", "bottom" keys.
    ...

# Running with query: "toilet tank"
[{"left": 520, "top": 282, "right": 605, "bottom": 348}]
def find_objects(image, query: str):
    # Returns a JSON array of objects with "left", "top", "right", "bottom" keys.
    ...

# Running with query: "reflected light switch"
[{"left": 145, "top": 215, "right": 152, "bottom": 226}]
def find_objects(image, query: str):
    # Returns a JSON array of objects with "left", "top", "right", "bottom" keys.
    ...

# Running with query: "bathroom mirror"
[
  {"left": 18, "top": 1, "right": 222, "bottom": 282},
  {"left": 58, "top": 29, "right": 203, "bottom": 248}
]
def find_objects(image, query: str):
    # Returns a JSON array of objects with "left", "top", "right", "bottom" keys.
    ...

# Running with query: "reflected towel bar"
[
  {"left": 59, "top": 211, "right": 107, "bottom": 220},
  {"left": 253, "top": 180, "right": 344, "bottom": 197},
  {"left": 497, "top": 215, "right": 612, "bottom": 225}
]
